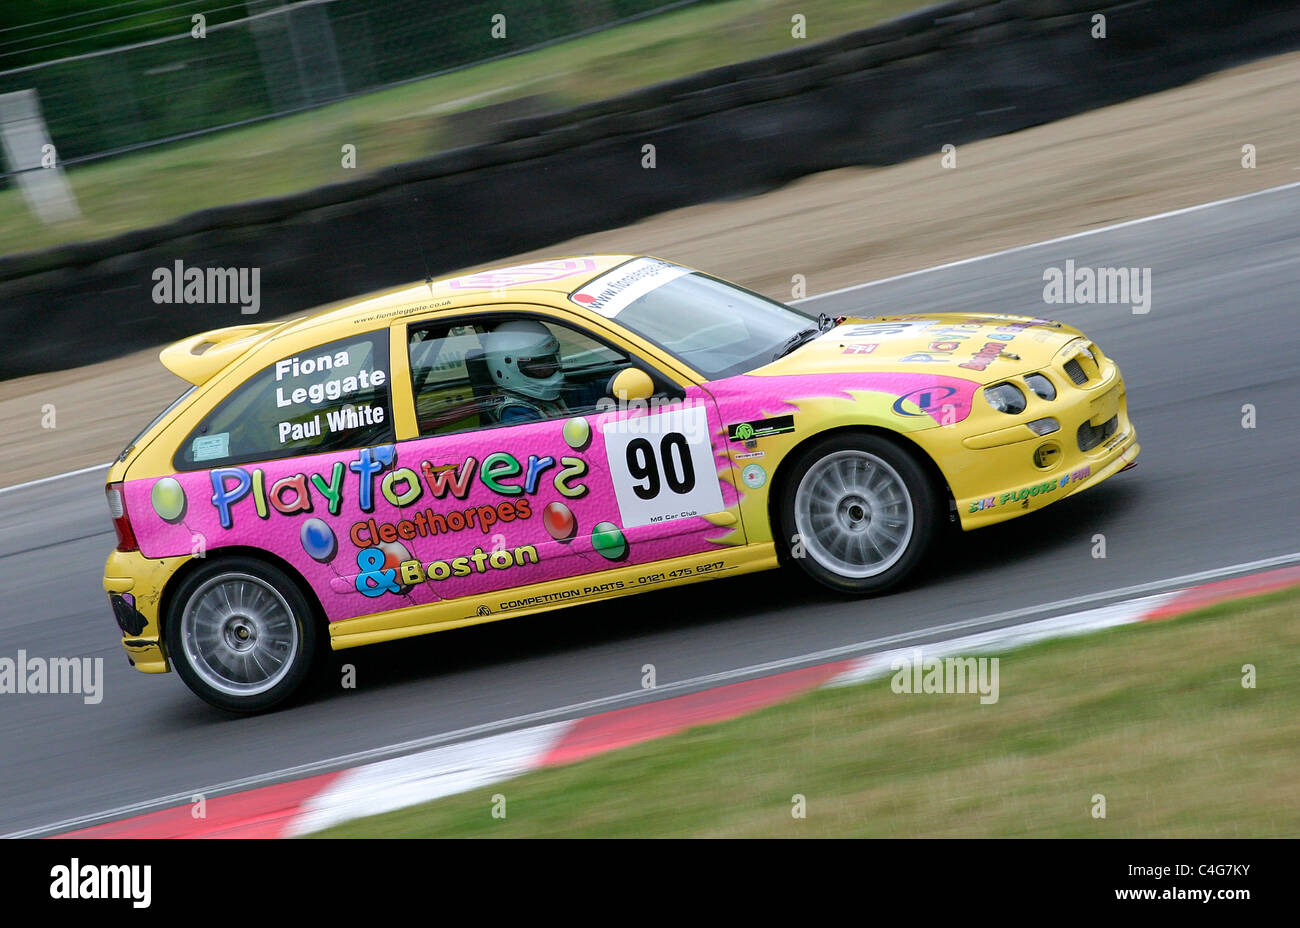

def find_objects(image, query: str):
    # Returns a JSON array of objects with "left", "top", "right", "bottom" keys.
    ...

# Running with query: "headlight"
[
  {"left": 1024, "top": 373, "right": 1056, "bottom": 400},
  {"left": 984, "top": 382, "right": 1026, "bottom": 414}
]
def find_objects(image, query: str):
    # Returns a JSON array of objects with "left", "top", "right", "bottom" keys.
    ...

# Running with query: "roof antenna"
[{"left": 393, "top": 176, "right": 437, "bottom": 294}]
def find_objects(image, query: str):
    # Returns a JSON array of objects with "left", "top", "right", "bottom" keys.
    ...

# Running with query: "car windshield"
[{"left": 575, "top": 261, "right": 815, "bottom": 379}]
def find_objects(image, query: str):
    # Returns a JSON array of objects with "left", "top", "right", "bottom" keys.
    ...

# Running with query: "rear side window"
[
  {"left": 174, "top": 331, "right": 393, "bottom": 470},
  {"left": 118, "top": 386, "right": 196, "bottom": 462}
]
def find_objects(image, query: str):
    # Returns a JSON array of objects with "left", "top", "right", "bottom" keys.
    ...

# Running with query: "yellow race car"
[{"left": 104, "top": 255, "right": 1139, "bottom": 711}]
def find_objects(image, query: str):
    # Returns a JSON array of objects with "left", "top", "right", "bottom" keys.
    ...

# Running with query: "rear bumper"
[{"left": 103, "top": 549, "right": 181, "bottom": 674}]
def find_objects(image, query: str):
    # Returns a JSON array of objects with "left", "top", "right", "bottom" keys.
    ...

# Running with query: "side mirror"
[{"left": 608, "top": 367, "right": 655, "bottom": 402}]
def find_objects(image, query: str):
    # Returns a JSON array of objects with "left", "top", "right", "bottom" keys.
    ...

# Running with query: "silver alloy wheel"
[
  {"left": 178, "top": 572, "right": 300, "bottom": 696},
  {"left": 793, "top": 450, "right": 915, "bottom": 579}
]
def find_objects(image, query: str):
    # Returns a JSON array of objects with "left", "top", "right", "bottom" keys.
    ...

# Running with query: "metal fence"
[{"left": 0, "top": 0, "right": 706, "bottom": 169}]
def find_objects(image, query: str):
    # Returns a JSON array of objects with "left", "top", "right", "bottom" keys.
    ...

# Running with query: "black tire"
[
  {"left": 777, "top": 432, "right": 941, "bottom": 594},
  {"left": 165, "top": 556, "right": 321, "bottom": 713}
]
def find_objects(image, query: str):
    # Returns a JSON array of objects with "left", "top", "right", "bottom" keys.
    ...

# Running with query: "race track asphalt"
[{"left": 1, "top": 184, "right": 1297, "bottom": 836}]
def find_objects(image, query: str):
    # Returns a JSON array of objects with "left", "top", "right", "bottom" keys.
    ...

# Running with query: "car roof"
[{"left": 161, "top": 255, "right": 640, "bottom": 385}]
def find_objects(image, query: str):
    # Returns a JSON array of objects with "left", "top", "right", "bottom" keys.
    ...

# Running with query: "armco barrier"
[{"left": 3, "top": 0, "right": 1299, "bottom": 379}]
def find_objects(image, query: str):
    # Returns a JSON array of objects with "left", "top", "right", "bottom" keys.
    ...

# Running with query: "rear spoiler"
[{"left": 159, "top": 323, "right": 281, "bottom": 385}]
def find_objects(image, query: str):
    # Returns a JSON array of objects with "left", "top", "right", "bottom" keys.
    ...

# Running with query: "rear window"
[
  {"left": 174, "top": 331, "right": 393, "bottom": 470},
  {"left": 118, "top": 386, "right": 196, "bottom": 462}
]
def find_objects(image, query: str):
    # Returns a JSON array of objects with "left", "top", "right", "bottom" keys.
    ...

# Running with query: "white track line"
[
  {"left": 0, "top": 461, "right": 110, "bottom": 495},
  {"left": 794, "top": 179, "right": 1300, "bottom": 302},
  {"left": 9, "top": 549, "right": 1298, "bottom": 839},
  {"left": 4, "top": 180, "right": 1297, "bottom": 496}
]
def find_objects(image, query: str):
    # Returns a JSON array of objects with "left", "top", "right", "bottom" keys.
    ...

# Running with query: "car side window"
[
  {"left": 408, "top": 316, "right": 672, "bottom": 436},
  {"left": 408, "top": 324, "right": 489, "bottom": 435},
  {"left": 174, "top": 331, "right": 394, "bottom": 470}
]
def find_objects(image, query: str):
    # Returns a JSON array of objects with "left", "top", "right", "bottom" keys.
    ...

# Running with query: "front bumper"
[
  {"left": 103, "top": 549, "right": 184, "bottom": 674},
  {"left": 952, "top": 349, "right": 1140, "bottom": 531}
]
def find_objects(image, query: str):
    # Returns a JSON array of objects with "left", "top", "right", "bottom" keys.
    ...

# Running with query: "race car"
[{"left": 103, "top": 255, "right": 1139, "bottom": 711}]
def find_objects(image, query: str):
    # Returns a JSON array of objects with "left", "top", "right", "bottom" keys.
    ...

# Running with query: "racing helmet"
[{"left": 483, "top": 320, "right": 563, "bottom": 401}]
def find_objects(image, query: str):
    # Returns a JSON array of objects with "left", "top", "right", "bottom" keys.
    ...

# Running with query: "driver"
[{"left": 482, "top": 320, "right": 568, "bottom": 423}]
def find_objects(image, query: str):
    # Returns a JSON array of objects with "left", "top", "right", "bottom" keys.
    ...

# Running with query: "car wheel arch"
[
  {"left": 764, "top": 425, "right": 955, "bottom": 564},
  {"left": 158, "top": 545, "right": 328, "bottom": 645}
]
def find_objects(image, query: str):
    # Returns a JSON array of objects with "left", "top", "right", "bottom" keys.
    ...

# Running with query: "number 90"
[{"left": 626, "top": 433, "right": 696, "bottom": 500}]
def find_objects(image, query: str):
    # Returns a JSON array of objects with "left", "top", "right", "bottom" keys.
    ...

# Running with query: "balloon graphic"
[
  {"left": 376, "top": 540, "right": 411, "bottom": 570},
  {"left": 562, "top": 417, "right": 591, "bottom": 451},
  {"left": 151, "top": 477, "right": 187, "bottom": 523},
  {"left": 377, "top": 540, "right": 415, "bottom": 593},
  {"left": 591, "top": 521, "right": 627, "bottom": 561},
  {"left": 543, "top": 501, "right": 577, "bottom": 541},
  {"left": 300, "top": 518, "right": 337, "bottom": 563}
]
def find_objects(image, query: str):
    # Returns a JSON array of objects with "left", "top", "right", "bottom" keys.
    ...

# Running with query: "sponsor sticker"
[
  {"left": 839, "top": 320, "right": 938, "bottom": 338},
  {"left": 727, "top": 415, "right": 794, "bottom": 442},
  {"left": 191, "top": 433, "right": 230, "bottom": 462},
  {"left": 448, "top": 258, "right": 600, "bottom": 290},
  {"left": 569, "top": 257, "right": 690, "bottom": 317},
  {"left": 891, "top": 386, "right": 959, "bottom": 418}
]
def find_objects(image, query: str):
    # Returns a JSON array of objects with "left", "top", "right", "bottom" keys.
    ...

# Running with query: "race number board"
[{"left": 601, "top": 405, "right": 725, "bottom": 528}]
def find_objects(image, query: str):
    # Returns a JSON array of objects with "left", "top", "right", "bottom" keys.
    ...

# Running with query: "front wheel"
[
  {"left": 165, "top": 557, "right": 320, "bottom": 713},
  {"left": 778, "top": 433, "right": 941, "bottom": 594}
]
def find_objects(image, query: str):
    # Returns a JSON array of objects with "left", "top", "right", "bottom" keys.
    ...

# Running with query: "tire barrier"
[{"left": 3, "top": 0, "right": 1298, "bottom": 378}]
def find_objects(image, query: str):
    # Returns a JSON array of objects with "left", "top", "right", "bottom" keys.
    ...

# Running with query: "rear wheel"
[
  {"left": 165, "top": 557, "right": 320, "bottom": 713},
  {"left": 778, "top": 433, "right": 940, "bottom": 594}
]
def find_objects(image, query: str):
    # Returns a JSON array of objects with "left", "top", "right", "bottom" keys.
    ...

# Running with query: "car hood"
[{"left": 751, "top": 313, "right": 1088, "bottom": 384}]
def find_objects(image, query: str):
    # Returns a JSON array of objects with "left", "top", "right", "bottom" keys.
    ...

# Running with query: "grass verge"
[
  {"left": 312, "top": 587, "right": 1300, "bottom": 837},
  {"left": 0, "top": 0, "right": 925, "bottom": 255}
]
